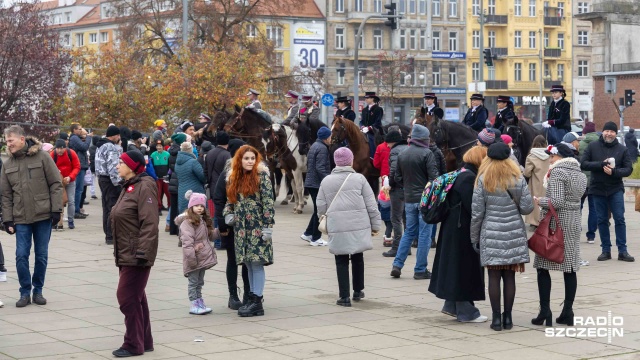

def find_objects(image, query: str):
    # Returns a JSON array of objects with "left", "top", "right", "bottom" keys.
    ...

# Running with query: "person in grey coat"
[
  {"left": 383, "top": 130, "right": 409, "bottom": 257},
  {"left": 532, "top": 143, "right": 587, "bottom": 327},
  {"left": 471, "top": 142, "right": 533, "bottom": 332},
  {"left": 317, "top": 147, "right": 381, "bottom": 307},
  {"left": 301, "top": 127, "right": 333, "bottom": 246}
]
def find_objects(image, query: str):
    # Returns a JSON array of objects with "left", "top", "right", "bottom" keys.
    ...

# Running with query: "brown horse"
[
  {"left": 330, "top": 116, "right": 380, "bottom": 194},
  {"left": 222, "top": 105, "right": 273, "bottom": 155}
]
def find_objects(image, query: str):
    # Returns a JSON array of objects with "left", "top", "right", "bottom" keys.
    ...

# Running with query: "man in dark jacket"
[
  {"left": 69, "top": 124, "right": 91, "bottom": 219},
  {"left": 383, "top": 130, "right": 409, "bottom": 258},
  {"left": 1, "top": 125, "right": 63, "bottom": 307},
  {"left": 301, "top": 127, "right": 332, "bottom": 246},
  {"left": 95, "top": 126, "right": 122, "bottom": 245},
  {"left": 581, "top": 121, "right": 635, "bottom": 262},
  {"left": 625, "top": 129, "right": 638, "bottom": 164},
  {"left": 205, "top": 131, "right": 231, "bottom": 199},
  {"left": 390, "top": 124, "right": 440, "bottom": 279}
]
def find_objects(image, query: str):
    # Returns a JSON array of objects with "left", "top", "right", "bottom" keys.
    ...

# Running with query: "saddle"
[{"left": 255, "top": 109, "right": 273, "bottom": 124}]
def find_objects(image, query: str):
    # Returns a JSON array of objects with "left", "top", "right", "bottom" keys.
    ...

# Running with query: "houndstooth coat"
[{"left": 534, "top": 157, "right": 587, "bottom": 272}]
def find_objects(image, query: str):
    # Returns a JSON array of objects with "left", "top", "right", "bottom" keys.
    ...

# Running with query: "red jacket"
[
  {"left": 373, "top": 142, "right": 391, "bottom": 177},
  {"left": 50, "top": 148, "right": 81, "bottom": 181}
]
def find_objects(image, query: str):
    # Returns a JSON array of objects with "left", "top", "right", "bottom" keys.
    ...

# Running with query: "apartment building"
[{"left": 572, "top": 0, "right": 593, "bottom": 121}]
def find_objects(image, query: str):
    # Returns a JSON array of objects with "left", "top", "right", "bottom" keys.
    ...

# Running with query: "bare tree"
[{"left": 361, "top": 51, "right": 411, "bottom": 108}]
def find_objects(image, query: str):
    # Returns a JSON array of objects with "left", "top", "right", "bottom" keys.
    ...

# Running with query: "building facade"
[
  {"left": 572, "top": 0, "right": 594, "bottom": 121},
  {"left": 465, "top": 0, "right": 573, "bottom": 124},
  {"left": 325, "top": 0, "right": 467, "bottom": 125}
]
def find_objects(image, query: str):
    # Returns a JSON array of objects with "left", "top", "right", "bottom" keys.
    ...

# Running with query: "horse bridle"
[
  {"left": 223, "top": 108, "right": 243, "bottom": 133},
  {"left": 331, "top": 120, "right": 347, "bottom": 145}
]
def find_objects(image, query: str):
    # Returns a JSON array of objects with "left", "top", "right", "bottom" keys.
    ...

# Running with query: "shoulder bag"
[
  {"left": 318, "top": 173, "right": 352, "bottom": 234},
  {"left": 528, "top": 201, "right": 565, "bottom": 264}
]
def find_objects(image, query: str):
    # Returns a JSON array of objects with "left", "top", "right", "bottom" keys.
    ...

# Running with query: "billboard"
[{"left": 291, "top": 22, "right": 325, "bottom": 71}]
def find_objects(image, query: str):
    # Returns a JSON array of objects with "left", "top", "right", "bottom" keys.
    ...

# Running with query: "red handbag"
[{"left": 528, "top": 201, "right": 565, "bottom": 264}]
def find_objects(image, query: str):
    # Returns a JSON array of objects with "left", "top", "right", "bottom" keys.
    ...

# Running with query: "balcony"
[
  {"left": 490, "top": 47, "right": 508, "bottom": 58},
  {"left": 544, "top": 48, "right": 562, "bottom": 57},
  {"left": 486, "top": 80, "right": 508, "bottom": 90},
  {"left": 484, "top": 14, "right": 508, "bottom": 25},
  {"left": 544, "top": 7, "right": 564, "bottom": 26}
]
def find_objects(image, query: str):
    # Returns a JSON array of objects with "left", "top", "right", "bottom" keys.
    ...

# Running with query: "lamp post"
[{"left": 405, "top": 74, "right": 414, "bottom": 108}]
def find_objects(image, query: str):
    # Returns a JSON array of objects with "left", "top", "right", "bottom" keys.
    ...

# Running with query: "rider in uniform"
[
  {"left": 246, "top": 88, "right": 262, "bottom": 110},
  {"left": 494, "top": 95, "right": 516, "bottom": 133},
  {"left": 544, "top": 84, "right": 571, "bottom": 145},
  {"left": 420, "top": 93, "right": 444, "bottom": 119},
  {"left": 283, "top": 90, "right": 300, "bottom": 125},
  {"left": 463, "top": 93, "right": 489, "bottom": 132},
  {"left": 361, "top": 91, "right": 384, "bottom": 159},
  {"left": 335, "top": 96, "right": 356, "bottom": 122}
]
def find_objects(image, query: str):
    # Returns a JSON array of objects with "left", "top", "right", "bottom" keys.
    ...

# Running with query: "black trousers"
[
  {"left": 169, "top": 193, "right": 179, "bottom": 235},
  {"left": 335, "top": 253, "right": 364, "bottom": 299},
  {"left": 0, "top": 240, "right": 5, "bottom": 268},
  {"left": 304, "top": 187, "right": 321, "bottom": 241},
  {"left": 224, "top": 230, "right": 250, "bottom": 298},
  {"left": 99, "top": 176, "right": 121, "bottom": 242}
]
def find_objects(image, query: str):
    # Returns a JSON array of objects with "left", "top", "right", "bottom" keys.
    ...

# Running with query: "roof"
[{"left": 594, "top": 70, "right": 640, "bottom": 77}]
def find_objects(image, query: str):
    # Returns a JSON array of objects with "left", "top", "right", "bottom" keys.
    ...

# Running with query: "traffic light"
[
  {"left": 625, "top": 89, "right": 636, "bottom": 107},
  {"left": 384, "top": 2, "right": 397, "bottom": 30},
  {"left": 483, "top": 49, "right": 493, "bottom": 67}
]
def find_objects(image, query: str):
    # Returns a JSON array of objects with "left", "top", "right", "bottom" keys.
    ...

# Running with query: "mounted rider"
[
  {"left": 420, "top": 93, "right": 444, "bottom": 120},
  {"left": 494, "top": 95, "right": 516, "bottom": 133},
  {"left": 335, "top": 96, "right": 356, "bottom": 122},
  {"left": 283, "top": 90, "right": 300, "bottom": 125},
  {"left": 246, "top": 88, "right": 262, "bottom": 110},
  {"left": 361, "top": 91, "right": 384, "bottom": 159},
  {"left": 295, "top": 94, "right": 320, "bottom": 155},
  {"left": 463, "top": 93, "right": 489, "bottom": 132},
  {"left": 544, "top": 84, "right": 571, "bottom": 145}
]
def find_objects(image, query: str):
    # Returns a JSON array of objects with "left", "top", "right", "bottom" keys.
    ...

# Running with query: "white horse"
[{"left": 272, "top": 123, "right": 307, "bottom": 214}]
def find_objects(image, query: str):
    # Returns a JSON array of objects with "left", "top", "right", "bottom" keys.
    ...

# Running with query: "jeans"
[
  {"left": 187, "top": 269, "right": 206, "bottom": 301},
  {"left": 117, "top": 266, "right": 153, "bottom": 355},
  {"left": 15, "top": 219, "right": 52, "bottom": 297},
  {"left": 442, "top": 300, "right": 481, "bottom": 322},
  {"left": 592, "top": 190, "right": 627, "bottom": 253},
  {"left": 99, "top": 176, "right": 121, "bottom": 242},
  {"left": 245, "top": 262, "right": 265, "bottom": 296},
  {"left": 335, "top": 253, "right": 364, "bottom": 299},
  {"left": 166, "top": 206, "right": 171, "bottom": 225},
  {"left": 581, "top": 193, "right": 598, "bottom": 240},
  {"left": 74, "top": 169, "right": 86, "bottom": 213},
  {"left": 393, "top": 202, "right": 433, "bottom": 273},
  {"left": 64, "top": 181, "right": 76, "bottom": 224},
  {"left": 304, "top": 187, "right": 321, "bottom": 241},
  {"left": 389, "top": 191, "right": 404, "bottom": 244}
]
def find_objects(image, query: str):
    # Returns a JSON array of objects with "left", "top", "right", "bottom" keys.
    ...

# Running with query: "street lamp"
[
  {"left": 404, "top": 74, "right": 414, "bottom": 108},
  {"left": 418, "top": 73, "right": 426, "bottom": 95}
]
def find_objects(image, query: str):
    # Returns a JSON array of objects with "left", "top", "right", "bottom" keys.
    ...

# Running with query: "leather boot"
[
  {"left": 502, "top": 312, "right": 513, "bottom": 330},
  {"left": 238, "top": 294, "right": 264, "bottom": 317},
  {"left": 556, "top": 302, "right": 574, "bottom": 326},
  {"left": 531, "top": 304, "right": 553, "bottom": 326},
  {"left": 490, "top": 312, "right": 502, "bottom": 331},
  {"left": 228, "top": 295, "right": 242, "bottom": 310},
  {"left": 383, "top": 237, "right": 400, "bottom": 257}
]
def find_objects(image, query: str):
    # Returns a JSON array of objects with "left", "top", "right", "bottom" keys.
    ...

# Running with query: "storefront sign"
[
  {"left": 445, "top": 108, "right": 460, "bottom": 121},
  {"left": 432, "top": 88, "right": 467, "bottom": 95},
  {"left": 432, "top": 52, "right": 467, "bottom": 59},
  {"left": 520, "top": 96, "right": 548, "bottom": 106}
]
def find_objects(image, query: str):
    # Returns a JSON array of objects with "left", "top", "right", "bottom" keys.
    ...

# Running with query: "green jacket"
[
  {"left": 1, "top": 136, "right": 63, "bottom": 225},
  {"left": 579, "top": 132, "right": 599, "bottom": 180}
]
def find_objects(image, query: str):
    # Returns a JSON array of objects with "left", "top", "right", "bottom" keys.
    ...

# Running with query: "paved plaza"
[{"left": 0, "top": 192, "right": 639, "bottom": 360}]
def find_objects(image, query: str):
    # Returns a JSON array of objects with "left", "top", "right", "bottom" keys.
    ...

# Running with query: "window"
[
  {"left": 374, "top": 29, "right": 382, "bottom": 49},
  {"left": 419, "top": 0, "right": 426, "bottom": 14},
  {"left": 544, "top": 32, "right": 549, "bottom": 47},
  {"left": 529, "top": 63, "right": 536, "bottom": 81},
  {"left": 52, "top": 14, "right": 61, "bottom": 25},
  {"left": 65, "top": 12, "right": 71, "bottom": 22},
  {"left": 557, "top": 33, "right": 564, "bottom": 50},
  {"left": 578, "top": 60, "right": 589, "bottom": 77},
  {"left": 273, "top": 52, "right": 284, "bottom": 67},
  {"left": 578, "top": 30, "right": 589, "bottom": 45},
  {"left": 544, "top": 63, "right": 550, "bottom": 77},
  {"left": 558, "top": 2, "right": 564, "bottom": 16},
  {"left": 374, "top": 0, "right": 382, "bottom": 12},
  {"left": 488, "top": 0, "right": 496, "bottom": 14},
  {"left": 63, "top": 34, "right": 71, "bottom": 46},
  {"left": 529, "top": 0, "right": 536, "bottom": 16},
  {"left": 400, "top": 29, "right": 406, "bottom": 49},
  {"left": 358, "top": 71, "right": 365, "bottom": 85},
  {"left": 335, "top": 0, "right": 344, "bottom": 12},
  {"left": 488, "top": 31, "right": 496, "bottom": 48},
  {"left": 472, "top": 0, "right": 480, "bottom": 15},
  {"left": 266, "top": 26, "right": 283, "bottom": 48},
  {"left": 514, "top": 63, "right": 522, "bottom": 81},
  {"left": 337, "top": 70, "right": 345, "bottom": 85},
  {"left": 578, "top": 2, "right": 589, "bottom": 13},
  {"left": 100, "top": 32, "right": 108, "bottom": 43},
  {"left": 335, "top": 28, "right": 344, "bottom": 49},
  {"left": 514, "top": 0, "right": 522, "bottom": 16},
  {"left": 420, "top": 29, "right": 427, "bottom": 50},
  {"left": 398, "top": 0, "right": 406, "bottom": 14},
  {"left": 409, "top": 0, "right": 416, "bottom": 13},
  {"left": 488, "top": 67, "right": 496, "bottom": 80},
  {"left": 89, "top": 33, "right": 97, "bottom": 44},
  {"left": 75, "top": 33, "right": 84, "bottom": 46},
  {"left": 448, "top": 31, "right": 457, "bottom": 51},
  {"left": 472, "top": 30, "right": 480, "bottom": 49},
  {"left": 449, "top": 66, "right": 457, "bottom": 86},
  {"left": 432, "top": 31, "right": 441, "bottom": 51},
  {"left": 246, "top": 24, "right": 256, "bottom": 37},
  {"left": 448, "top": 0, "right": 457, "bottom": 17},
  {"left": 557, "top": 63, "right": 564, "bottom": 79},
  {"left": 410, "top": 29, "right": 417, "bottom": 50},
  {"left": 529, "top": 31, "right": 536, "bottom": 48},
  {"left": 433, "top": 0, "right": 440, "bottom": 16},
  {"left": 514, "top": 31, "right": 522, "bottom": 48},
  {"left": 433, "top": 65, "right": 441, "bottom": 86},
  {"left": 354, "top": 0, "right": 363, "bottom": 12},
  {"left": 472, "top": 62, "right": 480, "bottom": 81}
]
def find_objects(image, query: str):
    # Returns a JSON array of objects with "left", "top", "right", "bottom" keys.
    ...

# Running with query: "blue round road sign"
[{"left": 321, "top": 93, "right": 335, "bottom": 107}]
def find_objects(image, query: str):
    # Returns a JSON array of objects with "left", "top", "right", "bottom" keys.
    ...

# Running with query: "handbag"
[
  {"left": 84, "top": 169, "right": 93, "bottom": 186},
  {"left": 319, "top": 173, "right": 352, "bottom": 234},
  {"left": 528, "top": 201, "right": 565, "bottom": 264}
]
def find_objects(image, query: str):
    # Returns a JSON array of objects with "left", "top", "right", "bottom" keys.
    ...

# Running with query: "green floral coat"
[{"left": 223, "top": 164, "right": 275, "bottom": 265}]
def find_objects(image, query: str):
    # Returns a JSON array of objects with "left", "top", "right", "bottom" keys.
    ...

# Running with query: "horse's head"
[
  {"left": 223, "top": 107, "right": 244, "bottom": 133},
  {"left": 429, "top": 117, "right": 447, "bottom": 147},
  {"left": 331, "top": 117, "right": 347, "bottom": 145},
  {"left": 504, "top": 117, "right": 522, "bottom": 147}
]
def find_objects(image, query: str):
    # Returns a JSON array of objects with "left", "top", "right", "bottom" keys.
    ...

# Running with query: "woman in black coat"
[
  {"left": 625, "top": 130, "right": 638, "bottom": 164},
  {"left": 428, "top": 145, "right": 488, "bottom": 323}
]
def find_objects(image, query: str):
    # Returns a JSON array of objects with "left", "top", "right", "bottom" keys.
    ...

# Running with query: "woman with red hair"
[{"left": 223, "top": 145, "right": 275, "bottom": 317}]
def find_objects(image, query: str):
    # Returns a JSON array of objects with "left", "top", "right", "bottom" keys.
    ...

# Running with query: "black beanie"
[
  {"left": 385, "top": 130, "right": 403, "bottom": 143},
  {"left": 228, "top": 139, "right": 246, "bottom": 157},
  {"left": 119, "top": 126, "right": 131, "bottom": 140},
  {"left": 55, "top": 139, "right": 66, "bottom": 148},
  {"left": 201, "top": 141, "right": 213, "bottom": 153},
  {"left": 216, "top": 131, "right": 230, "bottom": 146},
  {"left": 487, "top": 142, "right": 511, "bottom": 160},
  {"left": 106, "top": 126, "right": 120, "bottom": 137},
  {"left": 603, "top": 121, "right": 618, "bottom": 133},
  {"left": 131, "top": 130, "right": 142, "bottom": 141}
]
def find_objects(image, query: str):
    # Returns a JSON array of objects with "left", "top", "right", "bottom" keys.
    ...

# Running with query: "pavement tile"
[
  {"left": 265, "top": 341, "right": 359, "bottom": 359},
  {"left": 199, "top": 348, "right": 294, "bottom": 360},
  {"left": 40, "top": 326, "right": 122, "bottom": 341},
  {"left": 370, "top": 343, "right": 468, "bottom": 359},
  {"left": 163, "top": 337, "right": 254, "bottom": 355},
  {"left": 290, "top": 324, "right": 376, "bottom": 340},
  {"left": 433, "top": 335, "right": 526, "bottom": 354},
  {"left": 229, "top": 330, "right": 316, "bottom": 347},
  {"left": 328, "top": 333, "right": 420, "bottom": 351},
  {"left": 540, "top": 340, "right": 633, "bottom": 358},
  {"left": 0, "top": 342, "right": 86, "bottom": 359},
  {"left": 481, "top": 348, "right": 579, "bottom": 360}
]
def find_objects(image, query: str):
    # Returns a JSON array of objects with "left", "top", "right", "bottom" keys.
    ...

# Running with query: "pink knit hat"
[
  {"left": 334, "top": 147, "right": 354, "bottom": 166},
  {"left": 42, "top": 143, "right": 54, "bottom": 152},
  {"left": 185, "top": 190, "right": 207, "bottom": 209}
]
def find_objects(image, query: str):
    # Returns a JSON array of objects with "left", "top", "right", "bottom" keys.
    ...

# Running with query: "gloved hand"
[
  {"left": 541, "top": 121, "right": 551, "bottom": 129},
  {"left": 361, "top": 127, "right": 369, "bottom": 134},
  {"left": 262, "top": 228, "right": 273, "bottom": 241},
  {"left": 224, "top": 213, "right": 236, "bottom": 226},
  {"left": 50, "top": 212, "right": 61, "bottom": 226},
  {"left": 3, "top": 221, "right": 15, "bottom": 235}
]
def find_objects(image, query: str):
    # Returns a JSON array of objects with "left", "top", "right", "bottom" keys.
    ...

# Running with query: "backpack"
[{"left": 419, "top": 168, "right": 466, "bottom": 224}]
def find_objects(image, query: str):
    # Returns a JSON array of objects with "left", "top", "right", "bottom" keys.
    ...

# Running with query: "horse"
[
  {"left": 503, "top": 117, "right": 544, "bottom": 167},
  {"left": 332, "top": 116, "right": 411, "bottom": 144},
  {"left": 223, "top": 105, "right": 274, "bottom": 156},
  {"left": 412, "top": 112, "right": 436, "bottom": 128},
  {"left": 193, "top": 108, "right": 235, "bottom": 144},
  {"left": 330, "top": 116, "right": 380, "bottom": 194},
  {"left": 428, "top": 118, "right": 479, "bottom": 172}
]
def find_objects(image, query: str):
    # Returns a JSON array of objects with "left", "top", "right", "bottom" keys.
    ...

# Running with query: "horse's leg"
[
  {"left": 274, "top": 167, "right": 283, "bottom": 199},
  {"left": 282, "top": 171, "right": 293, "bottom": 205},
  {"left": 293, "top": 169, "right": 305, "bottom": 214}
]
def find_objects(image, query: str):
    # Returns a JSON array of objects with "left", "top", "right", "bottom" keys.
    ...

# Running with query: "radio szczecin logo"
[{"left": 545, "top": 311, "right": 623, "bottom": 343}]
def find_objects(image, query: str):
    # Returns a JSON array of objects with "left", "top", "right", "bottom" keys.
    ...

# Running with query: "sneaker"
[
  {"left": 15, "top": 295, "right": 31, "bottom": 307},
  {"left": 74, "top": 213, "right": 88, "bottom": 219},
  {"left": 197, "top": 298, "right": 212, "bottom": 314},
  {"left": 0, "top": 299, "right": 3, "bottom": 308},
  {"left": 0, "top": 271, "right": 6, "bottom": 282},
  {"left": 189, "top": 300, "right": 207, "bottom": 315},
  {"left": 580, "top": 259, "right": 590, "bottom": 267},
  {"left": 597, "top": 252, "right": 612, "bottom": 261},
  {"left": 460, "top": 315, "right": 488, "bottom": 323},
  {"left": 105, "top": 239, "right": 114, "bottom": 245},
  {"left": 112, "top": 348, "right": 138, "bottom": 357},
  {"left": 618, "top": 252, "right": 635, "bottom": 262},
  {"left": 165, "top": 225, "right": 170, "bottom": 232},
  {"left": 383, "top": 237, "right": 393, "bottom": 247},
  {"left": 83, "top": 201, "right": 89, "bottom": 205},
  {"left": 413, "top": 271, "right": 431, "bottom": 280},
  {"left": 32, "top": 294, "right": 47, "bottom": 305},
  {"left": 390, "top": 266, "right": 401, "bottom": 278},
  {"left": 68, "top": 222, "right": 75, "bottom": 230},
  {"left": 587, "top": 238, "right": 595, "bottom": 244},
  {"left": 300, "top": 233, "right": 312, "bottom": 242},
  {"left": 336, "top": 297, "right": 352, "bottom": 307},
  {"left": 309, "top": 239, "right": 327, "bottom": 247},
  {"left": 63, "top": 217, "right": 68, "bottom": 222},
  {"left": 352, "top": 291, "right": 365, "bottom": 301},
  {"left": 91, "top": 195, "right": 98, "bottom": 199}
]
